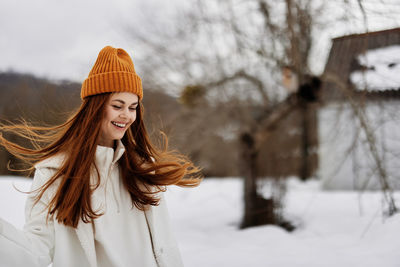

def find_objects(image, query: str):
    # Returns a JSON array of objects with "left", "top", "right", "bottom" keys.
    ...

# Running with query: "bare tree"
[{"left": 124, "top": 0, "right": 399, "bottom": 228}]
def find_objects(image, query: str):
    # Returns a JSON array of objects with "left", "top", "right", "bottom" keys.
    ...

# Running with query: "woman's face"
[{"left": 98, "top": 92, "right": 139, "bottom": 147}]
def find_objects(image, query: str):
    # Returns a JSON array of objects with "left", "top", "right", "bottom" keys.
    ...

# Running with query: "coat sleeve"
[{"left": 0, "top": 167, "right": 55, "bottom": 267}]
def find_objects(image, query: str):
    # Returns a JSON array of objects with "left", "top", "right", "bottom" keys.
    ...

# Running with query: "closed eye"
[{"left": 129, "top": 105, "right": 138, "bottom": 110}]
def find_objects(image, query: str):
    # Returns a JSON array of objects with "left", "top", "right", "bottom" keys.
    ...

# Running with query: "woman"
[{"left": 0, "top": 46, "right": 201, "bottom": 267}]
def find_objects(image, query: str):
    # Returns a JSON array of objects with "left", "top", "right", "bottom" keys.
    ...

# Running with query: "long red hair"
[{"left": 0, "top": 93, "right": 202, "bottom": 227}]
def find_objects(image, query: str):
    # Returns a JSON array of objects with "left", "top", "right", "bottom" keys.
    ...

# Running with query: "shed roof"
[{"left": 322, "top": 27, "right": 400, "bottom": 101}]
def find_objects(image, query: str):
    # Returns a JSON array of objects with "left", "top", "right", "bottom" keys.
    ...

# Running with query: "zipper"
[{"left": 107, "top": 162, "right": 121, "bottom": 213}]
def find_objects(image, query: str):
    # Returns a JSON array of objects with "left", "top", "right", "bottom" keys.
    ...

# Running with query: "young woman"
[{"left": 0, "top": 46, "right": 201, "bottom": 267}]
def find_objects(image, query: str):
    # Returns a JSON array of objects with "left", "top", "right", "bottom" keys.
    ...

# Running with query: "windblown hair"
[{"left": 0, "top": 93, "right": 202, "bottom": 228}]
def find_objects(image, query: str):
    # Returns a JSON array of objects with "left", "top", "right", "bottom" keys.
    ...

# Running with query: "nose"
[{"left": 119, "top": 108, "right": 129, "bottom": 119}]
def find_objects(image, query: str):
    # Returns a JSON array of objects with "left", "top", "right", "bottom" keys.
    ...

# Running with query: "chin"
[{"left": 113, "top": 135, "right": 124, "bottom": 141}]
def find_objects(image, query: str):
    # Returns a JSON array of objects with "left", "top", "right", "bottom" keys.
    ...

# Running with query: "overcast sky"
[
  {"left": 0, "top": 0, "right": 177, "bottom": 82},
  {"left": 1, "top": 0, "right": 399, "bottom": 84}
]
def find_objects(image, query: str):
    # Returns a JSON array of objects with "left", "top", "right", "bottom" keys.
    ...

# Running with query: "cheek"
[
  {"left": 101, "top": 108, "right": 115, "bottom": 131},
  {"left": 130, "top": 112, "right": 137, "bottom": 123},
  {"left": 107, "top": 108, "right": 119, "bottom": 120},
  {"left": 103, "top": 106, "right": 115, "bottom": 122},
  {"left": 101, "top": 117, "right": 111, "bottom": 132}
]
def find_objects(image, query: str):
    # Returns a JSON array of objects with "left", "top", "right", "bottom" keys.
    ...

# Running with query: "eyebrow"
[{"left": 112, "top": 99, "right": 139, "bottom": 106}]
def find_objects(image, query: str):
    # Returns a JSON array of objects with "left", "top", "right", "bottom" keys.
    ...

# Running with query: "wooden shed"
[{"left": 319, "top": 28, "right": 400, "bottom": 190}]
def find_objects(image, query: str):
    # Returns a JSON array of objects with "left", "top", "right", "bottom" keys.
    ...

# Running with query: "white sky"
[
  {"left": 0, "top": 0, "right": 175, "bottom": 82},
  {"left": 0, "top": 0, "right": 399, "bottom": 83}
]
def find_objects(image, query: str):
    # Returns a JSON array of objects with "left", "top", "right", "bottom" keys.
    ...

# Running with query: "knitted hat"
[{"left": 81, "top": 46, "right": 143, "bottom": 100}]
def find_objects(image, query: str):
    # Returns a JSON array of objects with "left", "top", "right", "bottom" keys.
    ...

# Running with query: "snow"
[
  {"left": 1, "top": 176, "right": 399, "bottom": 266},
  {"left": 350, "top": 45, "right": 400, "bottom": 91},
  {"left": 0, "top": 177, "right": 400, "bottom": 267}
]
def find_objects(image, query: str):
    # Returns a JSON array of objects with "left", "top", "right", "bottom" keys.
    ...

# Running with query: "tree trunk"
[
  {"left": 239, "top": 132, "right": 275, "bottom": 229},
  {"left": 300, "top": 101, "right": 310, "bottom": 180}
]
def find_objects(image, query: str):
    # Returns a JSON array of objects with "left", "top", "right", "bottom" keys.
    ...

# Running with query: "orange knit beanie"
[{"left": 81, "top": 46, "right": 143, "bottom": 100}]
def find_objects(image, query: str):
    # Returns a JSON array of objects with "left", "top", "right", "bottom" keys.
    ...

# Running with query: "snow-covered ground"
[{"left": 1, "top": 176, "right": 399, "bottom": 267}]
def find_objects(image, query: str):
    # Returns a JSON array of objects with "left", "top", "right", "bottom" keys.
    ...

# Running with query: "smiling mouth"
[{"left": 111, "top": 121, "right": 127, "bottom": 128}]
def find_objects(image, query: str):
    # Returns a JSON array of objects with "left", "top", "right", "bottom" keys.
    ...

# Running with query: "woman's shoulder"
[
  {"left": 31, "top": 153, "right": 67, "bottom": 191},
  {"left": 34, "top": 153, "right": 67, "bottom": 171}
]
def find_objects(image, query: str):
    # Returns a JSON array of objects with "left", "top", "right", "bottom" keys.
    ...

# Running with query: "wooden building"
[{"left": 319, "top": 28, "right": 400, "bottom": 190}]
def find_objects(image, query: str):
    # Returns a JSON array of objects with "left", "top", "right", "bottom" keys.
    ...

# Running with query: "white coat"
[{"left": 0, "top": 142, "right": 184, "bottom": 267}]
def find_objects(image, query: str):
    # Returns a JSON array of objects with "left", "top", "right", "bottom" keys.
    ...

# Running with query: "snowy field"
[{"left": 1, "top": 176, "right": 399, "bottom": 267}]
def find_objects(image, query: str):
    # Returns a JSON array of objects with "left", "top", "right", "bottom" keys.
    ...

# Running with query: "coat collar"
[{"left": 95, "top": 140, "right": 126, "bottom": 167}]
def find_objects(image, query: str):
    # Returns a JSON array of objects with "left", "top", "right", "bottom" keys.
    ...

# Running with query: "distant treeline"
[
  {"left": 0, "top": 72, "right": 238, "bottom": 177},
  {"left": 0, "top": 72, "right": 317, "bottom": 178},
  {"left": 0, "top": 72, "right": 80, "bottom": 176}
]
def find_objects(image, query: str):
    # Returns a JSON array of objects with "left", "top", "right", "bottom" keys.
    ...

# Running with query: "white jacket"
[{"left": 0, "top": 142, "right": 184, "bottom": 267}]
